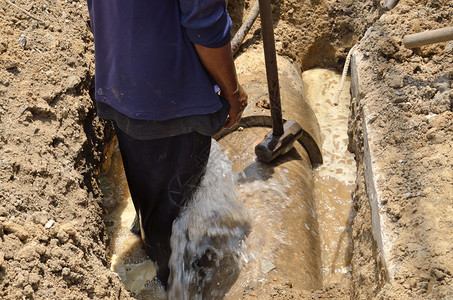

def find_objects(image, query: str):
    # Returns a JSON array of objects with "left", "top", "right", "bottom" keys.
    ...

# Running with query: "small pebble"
[
  {"left": 262, "top": 260, "right": 276, "bottom": 274},
  {"left": 44, "top": 219, "right": 55, "bottom": 229},
  {"left": 66, "top": 75, "right": 80, "bottom": 90},
  {"left": 18, "top": 34, "right": 27, "bottom": 48}
]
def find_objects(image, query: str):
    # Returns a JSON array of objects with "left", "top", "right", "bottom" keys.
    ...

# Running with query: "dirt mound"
[{"left": 348, "top": 0, "right": 453, "bottom": 298}]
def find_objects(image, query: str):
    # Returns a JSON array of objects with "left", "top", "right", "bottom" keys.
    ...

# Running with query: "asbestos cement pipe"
[
  {"left": 403, "top": 26, "right": 453, "bottom": 48},
  {"left": 215, "top": 46, "right": 323, "bottom": 295}
]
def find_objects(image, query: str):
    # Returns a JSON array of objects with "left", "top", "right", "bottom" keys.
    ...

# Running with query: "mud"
[{"left": 0, "top": 0, "right": 452, "bottom": 299}]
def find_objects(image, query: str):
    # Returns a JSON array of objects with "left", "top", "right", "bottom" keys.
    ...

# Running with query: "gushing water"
[
  {"left": 101, "top": 139, "right": 250, "bottom": 299},
  {"left": 218, "top": 127, "right": 322, "bottom": 295},
  {"left": 168, "top": 140, "right": 251, "bottom": 299}
]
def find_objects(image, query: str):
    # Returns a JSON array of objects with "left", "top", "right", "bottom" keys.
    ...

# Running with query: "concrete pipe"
[{"left": 216, "top": 46, "right": 323, "bottom": 296}]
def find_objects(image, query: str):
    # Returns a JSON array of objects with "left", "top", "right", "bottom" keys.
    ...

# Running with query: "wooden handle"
[{"left": 259, "top": 0, "right": 284, "bottom": 136}]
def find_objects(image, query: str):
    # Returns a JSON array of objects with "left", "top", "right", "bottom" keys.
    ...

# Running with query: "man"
[{"left": 87, "top": 0, "right": 247, "bottom": 288}]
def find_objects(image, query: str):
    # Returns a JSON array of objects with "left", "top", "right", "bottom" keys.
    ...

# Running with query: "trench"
[
  {"left": 99, "top": 46, "right": 355, "bottom": 298},
  {"left": 2, "top": 0, "right": 450, "bottom": 298}
]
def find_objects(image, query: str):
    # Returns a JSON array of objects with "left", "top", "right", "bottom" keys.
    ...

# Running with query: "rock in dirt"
[
  {"left": 2, "top": 221, "right": 29, "bottom": 241},
  {"left": 0, "top": 252, "right": 4, "bottom": 268},
  {"left": 44, "top": 219, "right": 55, "bottom": 229},
  {"left": 66, "top": 75, "right": 81, "bottom": 90},
  {"left": 3, "top": 60, "right": 18, "bottom": 70},
  {"left": 32, "top": 211, "right": 50, "bottom": 225},
  {"left": 262, "top": 261, "right": 276, "bottom": 274},
  {"left": 0, "top": 41, "right": 7, "bottom": 54},
  {"left": 15, "top": 243, "right": 40, "bottom": 262},
  {"left": 18, "top": 34, "right": 27, "bottom": 48}
]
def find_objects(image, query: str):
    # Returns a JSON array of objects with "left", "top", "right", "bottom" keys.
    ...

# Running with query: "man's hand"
[
  {"left": 193, "top": 42, "right": 248, "bottom": 129},
  {"left": 222, "top": 84, "right": 248, "bottom": 128}
]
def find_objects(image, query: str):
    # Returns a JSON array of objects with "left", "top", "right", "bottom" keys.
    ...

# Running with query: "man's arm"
[
  {"left": 178, "top": 0, "right": 247, "bottom": 128},
  {"left": 193, "top": 42, "right": 247, "bottom": 128}
]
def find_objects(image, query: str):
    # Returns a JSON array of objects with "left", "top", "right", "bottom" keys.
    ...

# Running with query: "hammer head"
[{"left": 255, "top": 120, "right": 303, "bottom": 163}]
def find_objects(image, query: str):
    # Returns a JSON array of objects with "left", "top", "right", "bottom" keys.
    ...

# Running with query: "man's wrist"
[{"left": 221, "top": 83, "right": 240, "bottom": 98}]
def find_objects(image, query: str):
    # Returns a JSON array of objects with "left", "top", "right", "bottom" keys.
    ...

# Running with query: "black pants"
[{"left": 114, "top": 124, "right": 211, "bottom": 286}]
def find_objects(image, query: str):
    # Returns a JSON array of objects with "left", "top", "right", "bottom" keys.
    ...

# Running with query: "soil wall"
[{"left": 0, "top": 1, "right": 127, "bottom": 298}]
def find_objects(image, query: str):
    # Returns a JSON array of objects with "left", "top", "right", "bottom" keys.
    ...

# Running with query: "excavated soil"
[
  {"left": 347, "top": 1, "right": 453, "bottom": 299},
  {"left": 0, "top": 0, "right": 451, "bottom": 299}
]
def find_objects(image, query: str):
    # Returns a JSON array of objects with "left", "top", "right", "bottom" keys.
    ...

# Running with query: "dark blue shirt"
[{"left": 87, "top": 0, "right": 232, "bottom": 121}]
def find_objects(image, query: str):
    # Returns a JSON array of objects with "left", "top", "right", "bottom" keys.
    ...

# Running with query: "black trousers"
[{"left": 114, "top": 124, "right": 211, "bottom": 286}]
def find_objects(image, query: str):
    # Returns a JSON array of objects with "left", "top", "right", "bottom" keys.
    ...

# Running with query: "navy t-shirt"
[{"left": 87, "top": 0, "right": 232, "bottom": 121}]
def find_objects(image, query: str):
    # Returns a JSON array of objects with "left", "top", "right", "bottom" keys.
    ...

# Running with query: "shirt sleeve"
[{"left": 179, "top": 0, "right": 232, "bottom": 48}]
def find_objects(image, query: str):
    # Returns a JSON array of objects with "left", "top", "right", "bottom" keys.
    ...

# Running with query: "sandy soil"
[
  {"left": 0, "top": 0, "right": 451, "bottom": 299},
  {"left": 348, "top": 1, "right": 453, "bottom": 298},
  {"left": 0, "top": 1, "right": 127, "bottom": 298}
]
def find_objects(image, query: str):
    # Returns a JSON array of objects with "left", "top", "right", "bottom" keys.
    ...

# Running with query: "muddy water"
[
  {"left": 302, "top": 68, "right": 355, "bottom": 285},
  {"left": 219, "top": 127, "right": 322, "bottom": 297},
  {"left": 99, "top": 140, "right": 165, "bottom": 300},
  {"left": 100, "top": 140, "right": 250, "bottom": 299}
]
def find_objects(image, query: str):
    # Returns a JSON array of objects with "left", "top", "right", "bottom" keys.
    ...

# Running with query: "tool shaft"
[
  {"left": 259, "top": 0, "right": 284, "bottom": 136},
  {"left": 403, "top": 26, "right": 453, "bottom": 48}
]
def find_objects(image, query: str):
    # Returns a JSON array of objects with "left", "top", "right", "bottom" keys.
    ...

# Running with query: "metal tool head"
[{"left": 255, "top": 120, "right": 303, "bottom": 163}]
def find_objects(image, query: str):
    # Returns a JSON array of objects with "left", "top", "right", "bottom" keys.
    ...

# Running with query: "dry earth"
[
  {"left": 0, "top": 0, "right": 451, "bottom": 299},
  {"left": 348, "top": 1, "right": 453, "bottom": 298}
]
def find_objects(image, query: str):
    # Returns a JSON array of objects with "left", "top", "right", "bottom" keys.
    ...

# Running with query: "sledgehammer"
[{"left": 254, "top": 0, "right": 303, "bottom": 163}]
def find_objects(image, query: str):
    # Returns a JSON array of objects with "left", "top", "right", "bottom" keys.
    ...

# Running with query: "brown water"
[
  {"left": 302, "top": 68, "right": 355, "bottom": 285},
  {"left": 99, "top": 68, "right": 355, "bottom": 298},
  {"left": 219, "top": 127, "right": 322, "bottom": 297},
  {"left": 99, "top": 140, "right": 165, "bottom": 299},
  {"left": 100, "top": 140, "right": 251, "bottom": 299}
]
